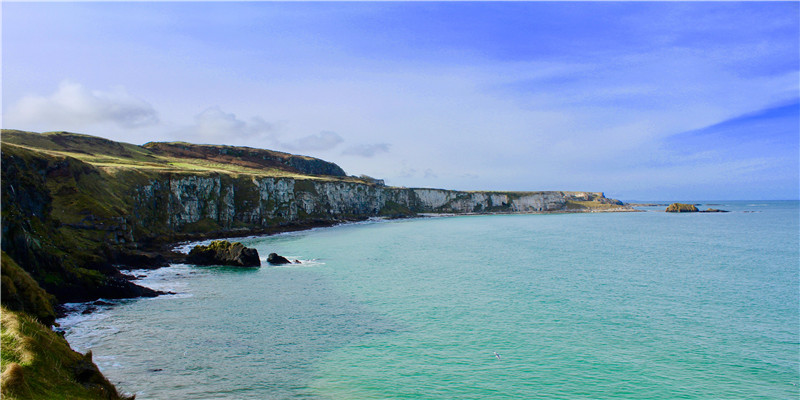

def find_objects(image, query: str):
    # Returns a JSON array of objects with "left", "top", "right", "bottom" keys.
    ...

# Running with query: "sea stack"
[
  {"left": 267, "top": 253, "right": 292, "bottom": 265},
  {"left": 187, "top": 240, "right": 261, "bottom": 267},
  {"left": 665, "top": 203, "right": 699, "bottom": 213}
]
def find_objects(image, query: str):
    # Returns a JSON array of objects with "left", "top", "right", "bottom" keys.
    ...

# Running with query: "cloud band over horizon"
[{"left": 2, "top": 2, "right": 798, "bottom": 200}]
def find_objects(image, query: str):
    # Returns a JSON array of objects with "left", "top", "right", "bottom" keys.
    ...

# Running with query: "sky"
[{"left": 2, "top": 1, "right": 798, "bottom": 201}]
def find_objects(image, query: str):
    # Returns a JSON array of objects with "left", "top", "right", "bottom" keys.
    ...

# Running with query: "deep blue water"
[{"left": 59, "top": 201, "right": 799, "bottom": 399}]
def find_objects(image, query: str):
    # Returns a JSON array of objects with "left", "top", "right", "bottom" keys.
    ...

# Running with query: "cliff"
[
  {"left": 1, "top": 129, "right": 629, "bottom": 306},
  {"left": 0, "top": 129, "right": 630, "bottom": 398}
]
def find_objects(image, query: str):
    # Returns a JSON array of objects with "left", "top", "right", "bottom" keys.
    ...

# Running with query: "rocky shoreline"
[{"left": 0, "top": 129, "right": 633, "bottom": 399}]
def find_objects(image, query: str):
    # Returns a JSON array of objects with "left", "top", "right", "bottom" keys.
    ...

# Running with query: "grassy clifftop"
[
  {"left": 1, "top": 130, "right": 355, "bottom": 181},
  {"left": 1, "top": 306, "right": 131, "bottom": 400}
]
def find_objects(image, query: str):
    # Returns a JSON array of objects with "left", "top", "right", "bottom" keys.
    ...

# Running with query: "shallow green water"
[{"left": 61, "top": 201, "right": 799, "bottom": 399}]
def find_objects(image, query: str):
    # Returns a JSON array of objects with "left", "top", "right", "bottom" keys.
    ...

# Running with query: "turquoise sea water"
[{"left": 60, "top": 201, "right": 799, "bottom": 399}]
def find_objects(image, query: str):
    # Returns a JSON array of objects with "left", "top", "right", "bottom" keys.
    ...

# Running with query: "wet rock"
[
  {"left": 112, "top": 250, "right": 169, "bottom": 269},
  {"left": 267, "top": 253, "right": 291, "bottom": 265},
  {"left": 187, "top": 240, "right": 260, "bottom": 267}
]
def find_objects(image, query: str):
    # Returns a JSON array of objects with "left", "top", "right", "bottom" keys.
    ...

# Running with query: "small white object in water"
[{"left": 494, "top": 352, "right": 501, "bottom": 360}]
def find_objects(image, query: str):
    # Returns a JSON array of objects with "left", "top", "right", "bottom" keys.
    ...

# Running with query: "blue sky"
[{"left": 2, "top": 2, "right": 798, "bottom": 200}]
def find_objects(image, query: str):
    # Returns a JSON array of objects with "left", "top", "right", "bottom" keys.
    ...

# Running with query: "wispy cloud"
[
  {"left": 342, "top": 143, "right": 390, "bottom": 157},
  {"left": 181, "top": 106, "right": 275, "bottom": 144},
  {"left": 282, "top": 131, "right": 344, "bottom": 152},
  {"left": 5, "top": 80, "right": 158, "bottom": 130}
]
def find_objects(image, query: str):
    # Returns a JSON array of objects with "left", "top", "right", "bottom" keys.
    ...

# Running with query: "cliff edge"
[{"left": 0, "top": 129, "right": 630, "bottom": 396}]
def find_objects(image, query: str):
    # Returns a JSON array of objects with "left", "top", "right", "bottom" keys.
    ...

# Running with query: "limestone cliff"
[{"left": 129, "top": 175, "right": 623, "bottom": 238}]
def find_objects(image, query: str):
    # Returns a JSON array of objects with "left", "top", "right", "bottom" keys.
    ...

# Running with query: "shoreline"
[
  {"left": 61, "top": 206, "right": 639, "bottom": 318},
  {"left": 133, "top": 206, "right": 639, "bottom": 266}
]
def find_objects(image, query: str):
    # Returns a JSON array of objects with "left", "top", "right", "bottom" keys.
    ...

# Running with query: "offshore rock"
[
  {"left": 112, "top": 250, "right": 169, "bottom": 269},
  {"left": 267, "top": 253, "right": 292, "bottom": 265},
  {"left": 665, "top": 203, "right": 699, "bottom": 213},
  {"left": 187, "top": 240, "right": 261, "bottom": 267}
]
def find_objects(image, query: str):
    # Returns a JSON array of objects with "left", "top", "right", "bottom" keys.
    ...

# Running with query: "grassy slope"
[
  {"left": 1, "top": 130, "right": 362, "bottom": 182},
  {"left": 1, "top": 306, "right": 131, "bottom": 400}
]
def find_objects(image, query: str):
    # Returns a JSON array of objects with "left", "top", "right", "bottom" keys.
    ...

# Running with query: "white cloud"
[
  {"left": 341, "top": 143, "right": 391, "bottom": 157},
  {"left": 184, "top": 106, "right": 275, "bottom": 144},
  {"left": 6, "top": 80, "right": 158, "bottom": 130},
  {"left": 282, "top": 131, "right": 344, "bottom": 152}
]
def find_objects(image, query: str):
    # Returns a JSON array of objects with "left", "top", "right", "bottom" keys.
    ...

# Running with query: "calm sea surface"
[{"left": 59, "top": 201, "right": 799, "bottom": 399}]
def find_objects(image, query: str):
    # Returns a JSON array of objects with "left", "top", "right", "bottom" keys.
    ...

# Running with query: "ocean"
[{"left": 58, "top": 201, "right": 799, "bottom": 399}]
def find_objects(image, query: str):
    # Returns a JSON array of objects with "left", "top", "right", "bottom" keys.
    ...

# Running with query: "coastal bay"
[{"left": 60, "top": 202, "right": 799, "bottom": 399}]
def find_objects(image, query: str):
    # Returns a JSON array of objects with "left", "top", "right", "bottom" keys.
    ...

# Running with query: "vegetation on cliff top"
[{"left": 1, "top": 130, "right": 362, "bottom": 183}]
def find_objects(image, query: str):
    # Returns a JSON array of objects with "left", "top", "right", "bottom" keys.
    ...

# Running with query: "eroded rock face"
[
  {"left": 133, "top": 176, "right": 623, "bottom": 233},
  {"left": 187, "top": 240, "right": 260, "bottom": 267}
]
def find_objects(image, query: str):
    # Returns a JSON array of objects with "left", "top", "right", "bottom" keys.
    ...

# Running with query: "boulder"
[
  {"left": 187, "top": 240, "right": 260, "bottom": 267},
  {"left": 665, "top": 203, "right": 699, "bottom": 213},
  {"left": 267, "top": 253, "right": 292, "bottom": 265}
]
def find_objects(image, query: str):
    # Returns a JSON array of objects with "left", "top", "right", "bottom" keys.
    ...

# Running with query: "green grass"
[
  {"left": 1, "top": 306, "right": 132, "bottom": 400},
  {"left": 1, "top": 130, "right": 369, "bottom": 182},
  {"left": 0, "top": 252, "right": 56, "bottom": 326}
]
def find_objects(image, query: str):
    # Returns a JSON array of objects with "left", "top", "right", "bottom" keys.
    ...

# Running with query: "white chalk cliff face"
[{"left": 132, "top": 175, "right": 620, "bottom": 233}]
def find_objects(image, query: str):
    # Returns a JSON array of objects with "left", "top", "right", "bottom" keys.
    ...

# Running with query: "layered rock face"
[{"left": 130, "top": 175, "right": 620, "bottom": 235}]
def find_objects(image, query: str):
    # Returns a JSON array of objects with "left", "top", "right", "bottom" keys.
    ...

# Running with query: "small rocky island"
[
  {"left": 665, "top": 203, "right": 699, "bottom": 212},
  {"left": 187, "top": 240, "right": 261, "bottom": 267},
  {"left": 665, "top": 203, "right": 729, "bottom": 213},
  {"left": 267, "top": 253, "right": 293, "bottom": 265}
]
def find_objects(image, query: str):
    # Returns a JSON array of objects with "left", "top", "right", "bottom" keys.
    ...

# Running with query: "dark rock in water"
[
  {"left": 187, "top": 240, "right": 261, "bottom": 267},
  {"left": 294, "top": 259, "right": 301, "bottom": 264},
  {"left": 112, "top": 250, "right": 169, "bottom": 269},
  {"left": 267, "top": 253, "right": 292, "bottom": 265},
  {"left": 665, "top": 203, "right": 699, "bottom": 213},
  {"left": 701, "top": 208, "right": 729, "bottom": 213}
]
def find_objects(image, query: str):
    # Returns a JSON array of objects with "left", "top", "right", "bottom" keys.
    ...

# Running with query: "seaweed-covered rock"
[
  {"left": 665, "top": 203, "right": 699, "bottom": 213},
  {"left": 267, "top": 253, "right": 291, "bottom": 265},
  {"left": 187, "top": 240, "right": 260, "bottom": 267}
]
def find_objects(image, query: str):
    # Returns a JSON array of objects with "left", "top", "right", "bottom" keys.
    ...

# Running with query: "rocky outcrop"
[
  {"left": 267, "top": 253, "right": 292, "bottom": 265},
  {"left": 187, "top": 240, "right": 260, "bottom": 267},
  {"left": 665, "top": 203, "right": 699, "bottom": 212}
]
